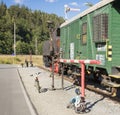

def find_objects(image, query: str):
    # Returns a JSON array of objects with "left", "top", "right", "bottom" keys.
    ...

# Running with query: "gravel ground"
[{"left": 18, "top": 66, "right": 120, "bottom": 115}]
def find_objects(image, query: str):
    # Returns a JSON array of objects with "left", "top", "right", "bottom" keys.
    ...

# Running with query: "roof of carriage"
[{"left": 60, "top": 0, "right": 115, "bottom": 28}]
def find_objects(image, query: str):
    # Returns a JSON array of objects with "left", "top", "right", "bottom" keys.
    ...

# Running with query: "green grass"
[{"left": 0, "top": 55, "right": 43, "bottom": 66}]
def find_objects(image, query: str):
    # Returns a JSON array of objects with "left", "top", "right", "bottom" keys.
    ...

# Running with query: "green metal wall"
[
  {"left": 110, "top": 1, "right": 120, "bottom": 67},
  {"left": 60, "top": 1, "right": 120, "bottom": 74},
  {"left": 60, "top": 19, "right": 80, "bottom": 59}
]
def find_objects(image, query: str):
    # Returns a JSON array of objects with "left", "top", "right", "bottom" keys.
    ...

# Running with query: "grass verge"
[{"left": 0, "top": 55, "right": 43, "bottom": 67}]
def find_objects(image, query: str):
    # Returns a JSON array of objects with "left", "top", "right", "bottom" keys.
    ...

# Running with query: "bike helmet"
[{"left": 75, "top": 88, "right": 80, "bottom": 95}]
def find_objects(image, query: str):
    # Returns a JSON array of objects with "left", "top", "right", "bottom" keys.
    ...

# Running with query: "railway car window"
[
  {"left": 93, "top": 14, "right": 108, "bottom": 42},
  {"left": 82, "top": 22, "right": 87, "bottom": 45}
]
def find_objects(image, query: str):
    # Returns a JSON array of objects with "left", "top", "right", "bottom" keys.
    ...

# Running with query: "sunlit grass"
[{"left": 0, "top": 55, "right": 43, "bottom": 66}]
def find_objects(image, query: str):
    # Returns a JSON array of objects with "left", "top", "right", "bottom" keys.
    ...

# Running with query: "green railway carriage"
[{"left": 60, "top": 0, "right": 120, "bottom": 95}]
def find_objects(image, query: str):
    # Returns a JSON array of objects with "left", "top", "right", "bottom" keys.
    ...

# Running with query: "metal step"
[
  {"left": 72, "top": 72, "right": 81, "bottom": 76},
  {"left": 101, "top": 79, "right": 120, "bottom": 87},
  {"left": 116, "top": 66, "right": 120, "bottom": 68},
  {"left": 109, "top": 74, "right": 120, "bottom": 79}
]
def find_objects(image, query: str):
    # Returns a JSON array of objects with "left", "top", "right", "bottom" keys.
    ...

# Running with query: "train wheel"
[{"left": 93, "top": 71, "right": 101, "bottom": 83}]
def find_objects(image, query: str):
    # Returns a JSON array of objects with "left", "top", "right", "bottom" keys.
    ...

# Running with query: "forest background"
[{"left": 0, "top": 2, "right": 64, "bottom": 55}]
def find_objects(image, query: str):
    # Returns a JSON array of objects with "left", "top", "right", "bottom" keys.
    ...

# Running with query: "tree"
[
  {"left": 0, "top": 2, "right": 7, "bottom": 18},
  {"left": 0, "top": 2, "right": 64, "bottom": 54}
]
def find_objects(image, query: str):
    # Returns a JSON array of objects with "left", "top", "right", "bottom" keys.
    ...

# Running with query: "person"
[
  {"left": 25, "top": 58, "right": 28, "bottom": 67},
  {"left": 67, "top": 88, "right": 81, "bottom": 108}
]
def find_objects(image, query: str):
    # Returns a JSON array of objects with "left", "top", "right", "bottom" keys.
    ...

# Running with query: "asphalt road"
[{"left": 0, "top": 64, "right": 33, "bottom": 115}]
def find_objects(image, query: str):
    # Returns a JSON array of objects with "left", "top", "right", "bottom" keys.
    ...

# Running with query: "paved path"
[
  {"left": 0, "top": 64, "right": 34, "bottom": 115},
  {"left": 18, "top": 66, "right": 120, "bottom": 115}
]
